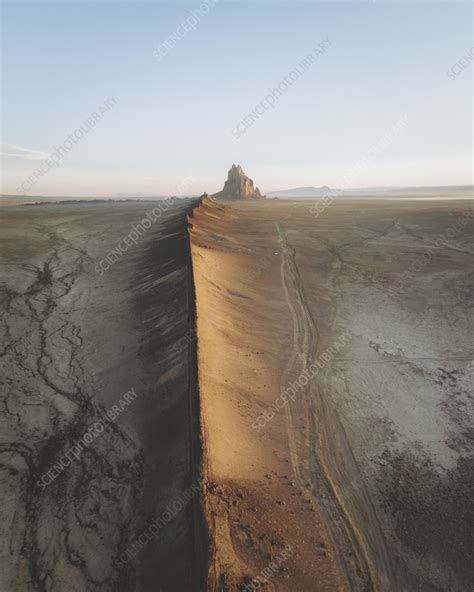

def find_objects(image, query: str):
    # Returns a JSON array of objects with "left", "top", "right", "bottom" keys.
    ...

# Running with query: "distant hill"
[
  {"left": 267, "top": 185, "right": 474, "bottom": 199},
  {"left": 267, "top": 186, "right": 332, "bottom": 198}
]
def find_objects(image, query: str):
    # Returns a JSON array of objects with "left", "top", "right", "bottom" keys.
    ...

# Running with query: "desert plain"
[{"left": 0, "top": 194, "right": 473, "bottom": 591}]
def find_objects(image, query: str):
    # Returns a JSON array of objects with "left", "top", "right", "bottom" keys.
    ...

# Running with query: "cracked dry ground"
[
  {"left": 0, "top": 200, "right": 203, "bottom": 592},
  {"left": 1, "top": 197, "right": 473, "bottom": 592}
]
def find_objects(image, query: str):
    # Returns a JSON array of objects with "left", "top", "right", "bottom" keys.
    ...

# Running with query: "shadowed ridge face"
[{"left": 212, "top": 164, "right": 264, "bottom": 199}]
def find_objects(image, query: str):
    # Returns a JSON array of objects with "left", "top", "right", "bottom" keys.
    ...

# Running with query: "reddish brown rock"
[{"left": 212, "top": 164, "right": 263, "bottom": 199}]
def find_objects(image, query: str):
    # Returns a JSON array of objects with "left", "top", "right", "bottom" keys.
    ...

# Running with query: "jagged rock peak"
[{"left": 213, "top": 164, "right": 263, "bottom": 199}]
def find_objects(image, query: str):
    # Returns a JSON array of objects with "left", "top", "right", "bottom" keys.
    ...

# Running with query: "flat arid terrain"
[
  {"left": 1, "top": 193, "right": 473, "bottom": 591},
  {"left": 189, "top": 197, "right": 473, "bottom": 591},
  {"left": 0, "top": 200, "right": 206, "bottom": 591}
]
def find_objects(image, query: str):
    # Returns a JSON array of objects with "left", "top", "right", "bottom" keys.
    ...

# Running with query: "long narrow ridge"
[{"left": 186, "top": 200, "right": 209, "bottom": 591}]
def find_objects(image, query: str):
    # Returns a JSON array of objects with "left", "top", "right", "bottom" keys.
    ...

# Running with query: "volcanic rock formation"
[{"left": 212, "top": 164, "right": 263, "bottom": 199}]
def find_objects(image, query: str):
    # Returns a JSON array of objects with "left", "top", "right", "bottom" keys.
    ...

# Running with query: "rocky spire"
[{"left": 212, "top": 164, "right": 263, "bottom": 199}]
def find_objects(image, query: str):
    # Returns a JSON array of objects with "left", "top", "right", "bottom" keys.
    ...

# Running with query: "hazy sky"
[{"left": 1, "top": 0, "right": 472, "bottom": 196}]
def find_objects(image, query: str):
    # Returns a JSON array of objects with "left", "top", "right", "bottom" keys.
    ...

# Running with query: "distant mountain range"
[{"left": 266, "top": 185, "right": 474, "bottom": 199}]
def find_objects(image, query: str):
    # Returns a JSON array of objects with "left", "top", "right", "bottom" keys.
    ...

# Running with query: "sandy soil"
[
  {"left": 189, "top": 197, "right": 473, "bottom": 591},
  {"left": 0, "top": 200, "right": 205, "bottom": 592}
]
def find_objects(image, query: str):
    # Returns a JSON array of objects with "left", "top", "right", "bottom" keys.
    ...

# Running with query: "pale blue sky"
[{"left": 1, "top": 0, "right": 472, "bottom": 196}]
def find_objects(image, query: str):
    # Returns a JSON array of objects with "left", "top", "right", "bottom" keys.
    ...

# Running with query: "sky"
[{"left": 1, "top": 0, "right": 472, "bottom": 197}]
